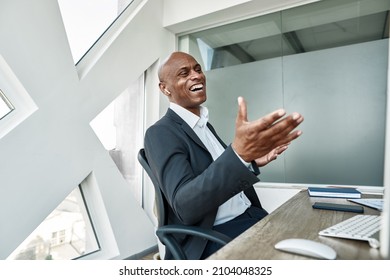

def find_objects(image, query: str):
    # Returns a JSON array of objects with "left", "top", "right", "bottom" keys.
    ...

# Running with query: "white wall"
[
  {"left": 0, "top": 0, "right": 174, "bottom": 260},
  {"left": 380, "top": 22, "right": 390, "bottom": 259}
]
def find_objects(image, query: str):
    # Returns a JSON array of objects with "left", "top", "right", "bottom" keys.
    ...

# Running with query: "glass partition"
[
  {"left": 180, "top": 0, "right": 389, "bottom": 187},
  {"left": 190, "top": 12, "right": 284, "bottom": 70}
]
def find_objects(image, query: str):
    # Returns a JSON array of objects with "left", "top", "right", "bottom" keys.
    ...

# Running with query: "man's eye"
[{"left": 179, "top": 71, "right": 188, "bottom": 76}]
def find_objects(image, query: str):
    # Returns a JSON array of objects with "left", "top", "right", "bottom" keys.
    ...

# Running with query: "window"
[
  {"left": 57, "top": 0, "right": 134, "bottom": 64},
  {"left": 0, "top": 54, "right": 38, "bottom": 139},
  {"left": 0, "top": 89, "right": 14, "bottom": 120},
  {"left": 90, "top": 74, "right": 145, "bottom": 205},
  {"left": 7, "top": 186, "right": 100, "bottom": 260}
]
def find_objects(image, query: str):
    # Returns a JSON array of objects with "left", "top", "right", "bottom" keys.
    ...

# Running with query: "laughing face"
[{"left": 158, "top": 52, "right": 207, "bottom": 116}]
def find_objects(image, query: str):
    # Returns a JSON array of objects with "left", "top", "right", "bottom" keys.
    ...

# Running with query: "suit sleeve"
[{"left": 144, "top": 124, "right": 260, "bottom": 225}]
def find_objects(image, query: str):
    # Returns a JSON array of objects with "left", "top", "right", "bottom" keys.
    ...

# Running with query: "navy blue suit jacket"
[{"left": 144, "top": 108, "right": 264, "bottom": 259}]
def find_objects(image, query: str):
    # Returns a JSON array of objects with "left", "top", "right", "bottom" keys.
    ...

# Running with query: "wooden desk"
[{"left": 208, "top": 189, "right": 383, "bottom": 260}]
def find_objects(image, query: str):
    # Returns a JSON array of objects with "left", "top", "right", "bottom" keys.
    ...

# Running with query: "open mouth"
[{"left": 190, "top": 84, "right": 204, "bottom": 92}]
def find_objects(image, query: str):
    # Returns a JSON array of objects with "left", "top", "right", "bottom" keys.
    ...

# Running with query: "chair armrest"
[{"left": 156, "top": 225, "right": 232, "bottom": 260}]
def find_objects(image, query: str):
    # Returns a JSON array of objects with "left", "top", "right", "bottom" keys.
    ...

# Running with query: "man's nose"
[{"left": 189, "top": 70, "right": 202, "bottom": 79}]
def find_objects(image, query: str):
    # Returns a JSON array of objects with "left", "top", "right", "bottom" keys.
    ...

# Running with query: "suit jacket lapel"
[
  {"left": 166, "top": 109, "right": 209, "bottom": 152},
  {"left": 165, "top": 108, "right": 228, "bottom": 152},
  {"left": 207, "top": 122, "right": 227, "bottom": 149},
  {"left": 182, "top": 123, "right": 208, "bottom": 151}
]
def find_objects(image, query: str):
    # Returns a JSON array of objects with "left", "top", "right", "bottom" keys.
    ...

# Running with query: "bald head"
[
  {"left": 158, "top": 52, "right": 206, "bottom": 116},
  {"left": 158, "top": 52, "right": 193, "bottom": 82}
]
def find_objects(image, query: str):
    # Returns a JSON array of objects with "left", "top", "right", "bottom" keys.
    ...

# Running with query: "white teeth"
[{"left": 190, "top": 84, "right": 203, "bottom": 91}]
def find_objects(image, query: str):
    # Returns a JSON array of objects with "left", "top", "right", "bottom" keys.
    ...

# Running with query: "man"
[{"left": 144, "top": 51, "right": 304, "bottom": 259}]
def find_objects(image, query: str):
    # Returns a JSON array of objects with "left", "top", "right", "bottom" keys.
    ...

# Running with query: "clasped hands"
[{"left": 232, "top": 96, "right": 304, "bottom": 167}]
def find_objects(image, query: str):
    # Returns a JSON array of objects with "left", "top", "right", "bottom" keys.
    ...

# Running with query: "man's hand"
[
  {"left": 255, "top": 144, "right": 289, "bottom": 167},
  {"left": 232, "top": 96, "right": 304, "bottom": 163}
]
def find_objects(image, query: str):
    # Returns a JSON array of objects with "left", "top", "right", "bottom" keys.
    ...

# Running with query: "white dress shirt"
[{"left": 170, "top": 103, "right": 251, "bottom": 225}]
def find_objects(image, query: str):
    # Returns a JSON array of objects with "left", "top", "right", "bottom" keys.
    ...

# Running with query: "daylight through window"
[{"left": 7, "top": 186, "right": 100, "bottom": 260}]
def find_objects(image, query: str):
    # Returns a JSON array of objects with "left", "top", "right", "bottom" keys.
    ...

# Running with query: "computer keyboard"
[{"left": 319, "top": 215, "right": 381, "bottom": 248}]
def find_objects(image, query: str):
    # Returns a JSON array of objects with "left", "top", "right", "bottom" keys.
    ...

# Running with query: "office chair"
[{"left": 137, "top": 148, "right": 232, "bottom": 260}]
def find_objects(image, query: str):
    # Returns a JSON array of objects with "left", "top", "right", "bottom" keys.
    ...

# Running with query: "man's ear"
[{"left": 159, "top": 82, "right": 170, "bottom": 96}]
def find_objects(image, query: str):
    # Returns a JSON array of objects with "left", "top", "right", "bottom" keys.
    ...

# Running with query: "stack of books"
[{"left": 307, "top": 186, "right": 361, "bottom": 198}]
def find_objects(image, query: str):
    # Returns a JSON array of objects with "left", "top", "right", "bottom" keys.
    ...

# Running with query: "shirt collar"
[{"left": 169, "top": 103, "right": 209, "bottom": 129}]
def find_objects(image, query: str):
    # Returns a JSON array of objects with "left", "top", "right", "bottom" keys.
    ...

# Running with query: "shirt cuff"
[
  {"left": 231, "top": 147, "right": 261, "bottom": 176},
  {"left": 232, "top": 148, "right": 255, "bottom": 170}
]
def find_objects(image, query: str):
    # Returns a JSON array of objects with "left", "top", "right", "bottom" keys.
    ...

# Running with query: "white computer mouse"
[{"left": 274, "top": 238, "right": 337, "bottom": 260}]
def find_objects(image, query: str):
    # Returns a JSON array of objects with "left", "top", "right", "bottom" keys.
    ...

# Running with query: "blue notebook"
[{"left": 307, "top": 187, "right": 361, "bottom": 198}]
